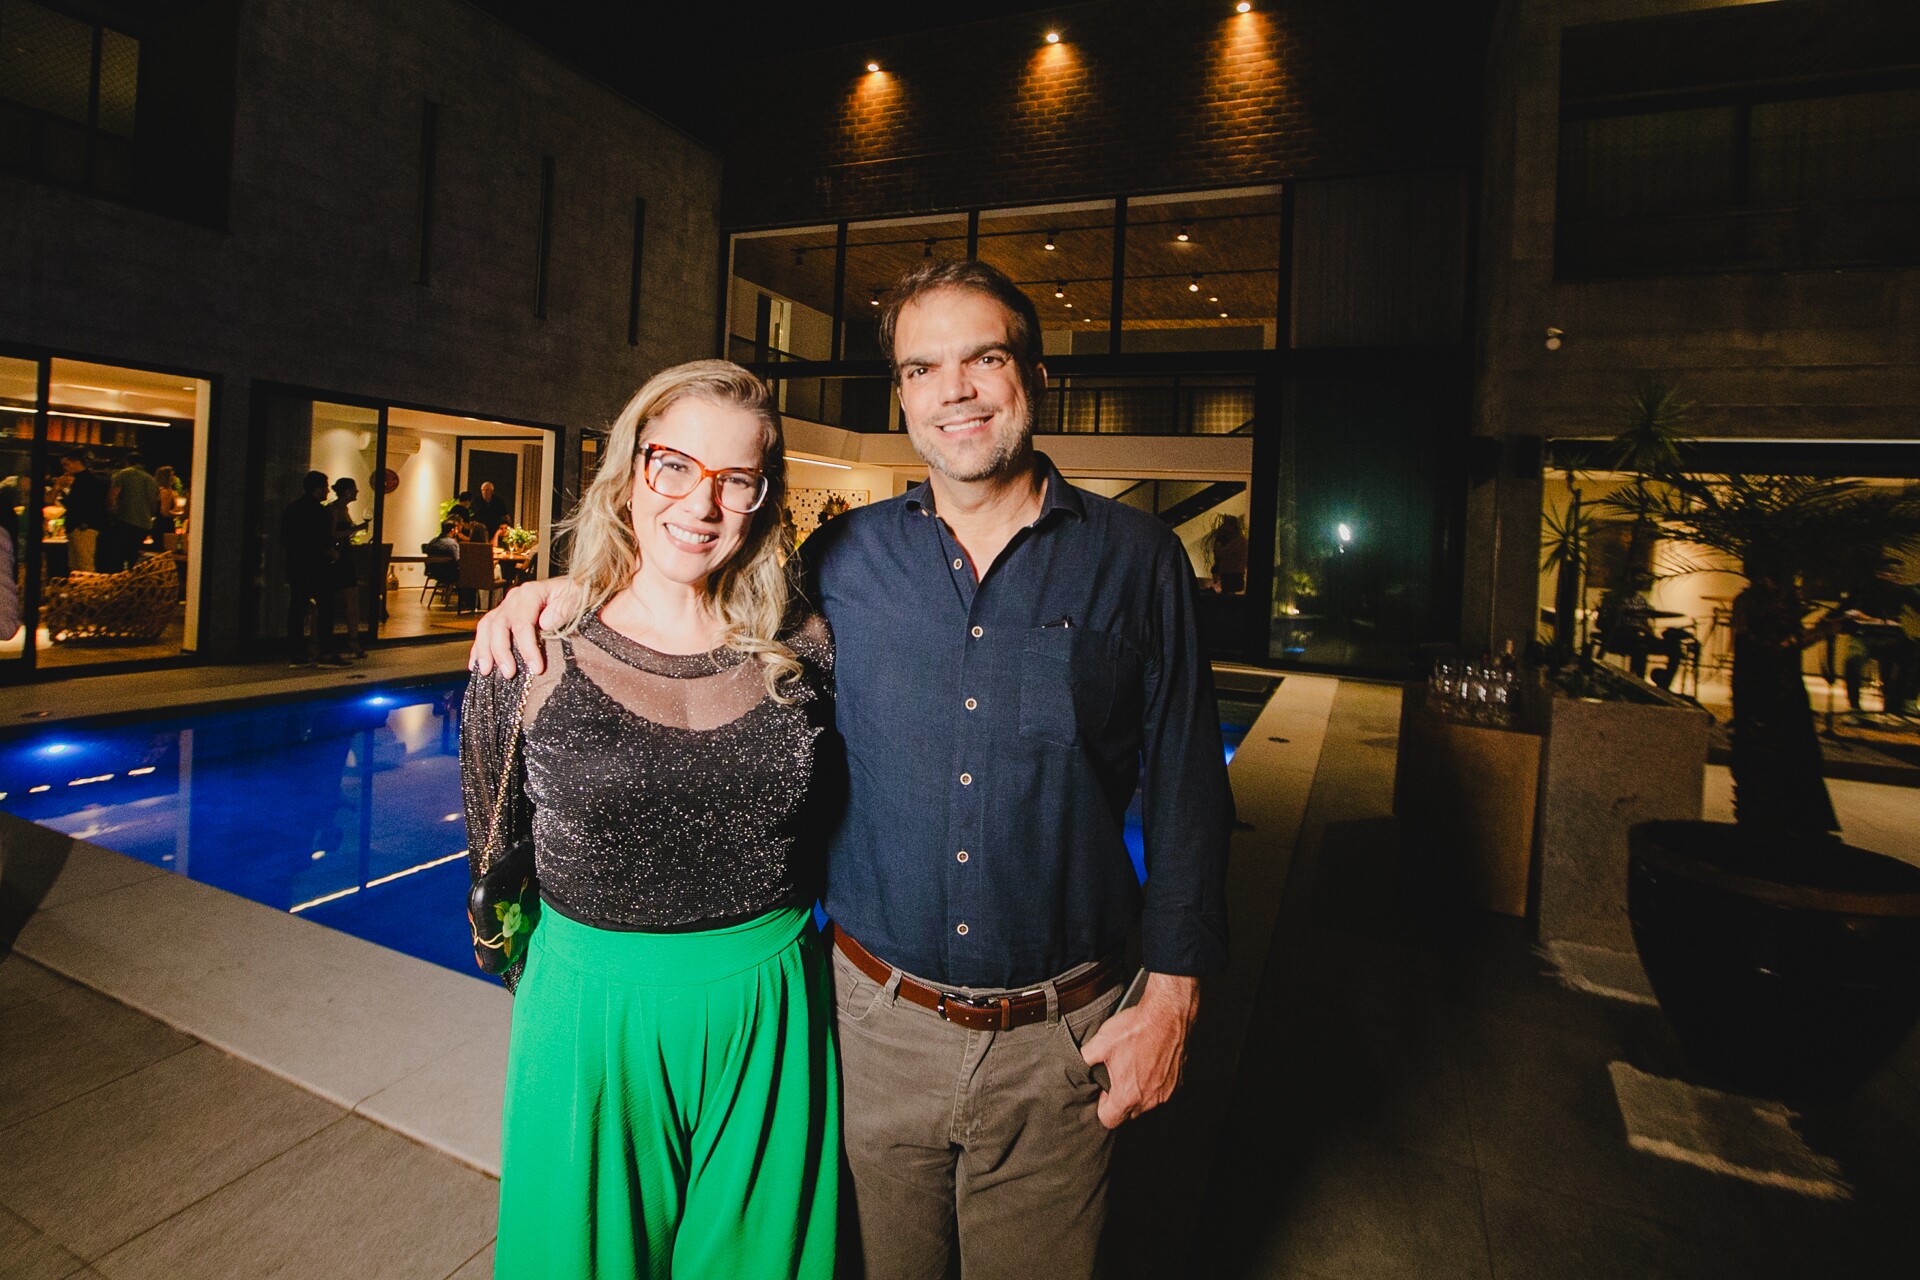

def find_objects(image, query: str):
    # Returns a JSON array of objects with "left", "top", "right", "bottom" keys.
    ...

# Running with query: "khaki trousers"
[{"left": 831, "top": 944, "right": 1122, "bottom": 1280}]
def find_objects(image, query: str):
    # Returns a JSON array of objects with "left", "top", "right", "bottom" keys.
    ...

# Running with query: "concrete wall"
[
  {"left": 0, "top": 0, "right": 723, "bottom": 660},
  {"left": 1462, "top": 0, "right": 1920, "bottom": 651}
]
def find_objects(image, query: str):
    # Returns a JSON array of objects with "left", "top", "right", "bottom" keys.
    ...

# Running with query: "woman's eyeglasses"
[{"left": 640, "top": 444, "right": 769, "bottom": 514}]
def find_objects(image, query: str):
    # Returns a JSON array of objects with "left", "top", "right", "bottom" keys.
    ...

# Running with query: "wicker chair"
[{"left": 42, "top": 555, "right": 180, "bottom": 643}]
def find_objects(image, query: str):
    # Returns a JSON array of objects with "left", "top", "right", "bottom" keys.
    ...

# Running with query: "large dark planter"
[{"left": 1628, "top": 819, "right": 1920, "bottom": 1097}]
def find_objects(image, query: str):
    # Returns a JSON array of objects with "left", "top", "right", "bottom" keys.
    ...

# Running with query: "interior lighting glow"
[
  {"left": 1237, "top": 2, "right": 1252, "bottom": 12},
  {"left": 866, "top": 61, "right": 880, "bottom": 72},
  {"left": 1189, "top": 276, "right": 1201, "bottom": 292},
  {"left": 290, "top": 885, "right": 360, "bottom": 914},
  {"left": 46, "top": 410, "right": 171, "bottom": 428},
  {"left": 1053, "top": 283, "right": 1066, "bottom": 298},
  {"left": 366, "top": 850, "right": 468, "bottom": 889},
  {"left": 1175, "top": 225, "right": 1192, "bottom": 243},
  {"left": 1208, "top": 295, "right": 1219, "bottom": 303},
  {"left": 1219, "top": 311, "right": 1230, "bottom": 318},
  {"left": 68, "top": 774, "right": 114, "bottom": 786},
  {"left": 1064, "top": 302, "right": 1074, "bottom": 308},
  {"left": 312, "top": 850, "right": 326, "bottom": 860},
  {"left": 793, "top": 457, "right": 854, "bottom": 471},
  {"left": 40, "top": 743, "right": 73, "bottom": 756},
  {"left": 1337, "top": 523, "right": 1354, "bottom": 543},
  {"left": 1045, "top": 31, "right": 1060, "bottom": 44},
  {"left": 364, "top": 695, "right": 394, "bottom": 707},
  {"left": 869, "top": 289, "right": 881, "bottom": 307},
  {"left": 127, "top": 766, "right": 155, "bottom": 776},
  {"left": 1043, "top": 232, "right": 1057, "bottom": 251},
  {"left": 29, "top": 785, "right": 50, "bottom": 794},
  {"left": 444, "top": 812, "right": 462, "bottom": 822}
]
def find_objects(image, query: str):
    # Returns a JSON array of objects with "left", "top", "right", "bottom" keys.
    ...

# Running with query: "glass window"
[
  {"left": 0, "top": 0, "right": 141, "bottom": 199},
  {"left": 1270, "top": 369, "right": 1446, "bottom": 672},
  {"left": 0, "top": 354, "right": 36, "bottom": 672},
  {"left": 841, "top": 214, "right": 969, "bottom": 361},
  {"left": 1123, "top": 189, "right": 1282, "bottom": 353},
  {"left": 976, "top": 201, "right": 1116, "bottom": 357},
  {"left": 726, "top": 225, "right": 838, "bottom": 365},
  {"left": 0, "top": 358, "right": 211, "bottom": 673}
]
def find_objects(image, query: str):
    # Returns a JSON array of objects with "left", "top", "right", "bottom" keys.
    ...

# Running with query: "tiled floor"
[
  {"left": 0, "top": 954, "right": 496, "bottom": 1280},
  {"left": 1196, "top": 681, "right": 1920, "bottom": 1279}
]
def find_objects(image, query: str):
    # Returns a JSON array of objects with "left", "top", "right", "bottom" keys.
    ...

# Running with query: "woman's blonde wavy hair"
[{"left": 553, "top": 359, "right": 801, "bottom": 699}]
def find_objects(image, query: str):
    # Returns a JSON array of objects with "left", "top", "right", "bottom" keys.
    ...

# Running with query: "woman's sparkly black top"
[{"left": 461, "top": 611, "right": 834, "bottom": 937}]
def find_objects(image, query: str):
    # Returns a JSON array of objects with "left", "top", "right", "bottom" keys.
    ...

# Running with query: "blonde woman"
[{"left": 459, "top": 360, "right": 837, "bottom": 1279}]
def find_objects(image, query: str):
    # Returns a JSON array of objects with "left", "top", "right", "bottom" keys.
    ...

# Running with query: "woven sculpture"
[{"left": 42, "top": 555, "right": 180, "bottom": 643}]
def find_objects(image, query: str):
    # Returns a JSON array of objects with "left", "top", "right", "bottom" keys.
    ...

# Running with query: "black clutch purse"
[{"left": 467, "top": 678, "right": 539, "bottom": 978}]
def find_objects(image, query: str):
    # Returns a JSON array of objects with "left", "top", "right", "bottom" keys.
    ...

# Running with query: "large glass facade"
[
  {"left": 1122, "top": 189, "right": 1282, "bottom": 352},
  {"left": 0, "top": 353, "right": 211, "bottom": 676},
  {"left": 975, "top": 201, "right": 1116, "bottom": 356},
  {"left": 256, "top": 389, "right": 554, "bottom": 651}
]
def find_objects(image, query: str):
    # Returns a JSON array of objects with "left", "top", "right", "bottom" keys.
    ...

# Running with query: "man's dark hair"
[
  {"left": 302, "top": 470, "right": 328, "bottom": 495},
  {"left": 876, "top": 259, "right": 1044, "bottom": 396},
  {"left": 62, "top": 447, "right": 91, "bottom": 465},
  {"left": 440, "top": 520, "right": 457, "bottom": 535},
  {"left": 123, "top": 451, "right": 146, "bottom": 468}
]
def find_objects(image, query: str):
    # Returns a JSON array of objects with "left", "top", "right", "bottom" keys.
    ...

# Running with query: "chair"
[
  {"left": 41, "top": 555, "right": 179, "bottom": 643},
  {"left": 456, "top": 542, "right": 503, "bottom": 614}
]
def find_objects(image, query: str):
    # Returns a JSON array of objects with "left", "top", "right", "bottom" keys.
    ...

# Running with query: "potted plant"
[{"left": 1620, "top": 458, "right": 1920, "bottom": 1096}]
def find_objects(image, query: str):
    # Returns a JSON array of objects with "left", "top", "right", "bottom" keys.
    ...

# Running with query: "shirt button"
[
  {"left": 952, "top": 558, "right": 963, "bottom": 570},
  {"left": 956, "top": 849, "right": 969, "bottom": 863},
  {"left": 959, "top": 772, "right": 973, "bottom": 786},
  {"left": 970, "top": 625, "right": 983, "bottom": 638},
  {"left": 956, "top": 922, "right": 969, "bottom": 936},
  {"left": 965, "top": 698, "right": 977, "bottom": 711}
]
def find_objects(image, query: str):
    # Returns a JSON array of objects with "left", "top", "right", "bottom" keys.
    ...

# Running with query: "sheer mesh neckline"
[{"left": 579, "top": 611, "right": 746, "bottom": 678}]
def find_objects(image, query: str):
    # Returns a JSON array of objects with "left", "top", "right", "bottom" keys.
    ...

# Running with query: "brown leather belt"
[{"left": 829, "top": 924, "right": 1123, "bottom": 1033}]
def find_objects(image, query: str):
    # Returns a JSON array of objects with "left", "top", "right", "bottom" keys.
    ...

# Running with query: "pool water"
[{"left": 2, "top": 681, "right": 1261, "bottom": 978}]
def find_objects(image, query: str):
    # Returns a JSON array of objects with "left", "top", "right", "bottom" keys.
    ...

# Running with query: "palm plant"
[{"left": 1641, "top": 472, "right": 1920, "bottom": 834}]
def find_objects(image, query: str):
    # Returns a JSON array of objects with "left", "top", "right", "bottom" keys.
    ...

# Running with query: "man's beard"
[{"left": 907, "top": 403, "right": 1036, "bottom": 483}]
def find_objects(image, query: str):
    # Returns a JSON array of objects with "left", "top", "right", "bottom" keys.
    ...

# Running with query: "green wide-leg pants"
[{"left": 494, "top": 904, "right": 838, "bottom": 1279}]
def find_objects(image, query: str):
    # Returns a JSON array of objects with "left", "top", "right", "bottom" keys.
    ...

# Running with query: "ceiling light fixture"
[
  {"left": 1045, "top": 31, "right": 1060, "bottom": 44},
  {"left": 924, "top": 238, "right": 936, "bottom": 257},
  {"left": 867, "top": 60, "right": 880, "bottom": 73},
  {"left": 1207, "top": 295, "right": 1219, "bottom": 303},
  {"left": 1064, "top": 301, "right": 1074, "bottom": 308},
  {"left": 1175, "top": 225, "right": 1191, "bottom": 242},
  {"left": 869, "top": 289, "right": 881, "bottom": 307},
  {"left": 1043, "top": 231, "right": 1057, "bottom": 251},
  {"left": 1237, "top": 2, "right": 1252, "bottom": 13},
  {"left": 1189, "top": 275, "right": 1201, "bottom": 292},
  {"left": 1219, "top": 311, "right": 1230, "bottom": 318},
  {"left": 1054, "top": 283, "right": 1066, "bottom": 298}
]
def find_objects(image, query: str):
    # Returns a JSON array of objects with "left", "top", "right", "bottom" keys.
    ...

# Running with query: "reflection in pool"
[{"left": 1, "top": 680, "right": 1263, "bottom": 977}]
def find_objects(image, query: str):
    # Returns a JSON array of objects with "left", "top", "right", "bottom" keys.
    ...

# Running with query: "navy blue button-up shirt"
[{"left": 802, "top": 454, "right": 1232, "bottom": 989}]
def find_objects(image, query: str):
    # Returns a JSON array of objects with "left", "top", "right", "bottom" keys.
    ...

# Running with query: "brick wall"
[{"left": 719, "top": 0, "right": 1491, "bottom": 226}]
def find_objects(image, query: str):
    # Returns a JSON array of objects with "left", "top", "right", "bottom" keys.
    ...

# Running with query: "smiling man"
[{"left": 471, "top": 259, "right": 1232, "bottom": 1279}]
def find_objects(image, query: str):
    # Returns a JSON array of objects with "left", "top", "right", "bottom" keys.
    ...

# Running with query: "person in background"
[
  {"left": 460, "top": 360, "right": 839, "bottom": 1277},
  {"left": 1209, "top": 514, "right": 1249, "bottom": 595},
  {"left": 59, "top": 449, "right": 109, "bottom": 573},
  {"left": 152, "top": 465, "right": 183, "bottom": 544},
  {"left": 100, "top": 451, "right": 159, "bottom": 573},
  {"left": 329, "top": 476, "right": 370, "bottom": 658},
  {"left": 471, "top": 480, "right": 508, "bottom": 534},
  {"left": 0, "top": 500, "right": 20, "bottom": 641},
  {"left": 424, "top": 519, "right": 462, "bottom": 563},
  {"left": 281, "top": 470, "right": 346, "bottom": 668}
]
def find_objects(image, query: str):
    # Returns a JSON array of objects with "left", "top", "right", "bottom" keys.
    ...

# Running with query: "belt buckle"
[{"left": 936, "top": 990, "right": 1007, "bottom": 1030}]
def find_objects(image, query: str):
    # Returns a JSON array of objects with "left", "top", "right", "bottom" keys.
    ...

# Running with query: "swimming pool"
[{"left": 2, "top": 681, "right": 1260, "bottom": 978}]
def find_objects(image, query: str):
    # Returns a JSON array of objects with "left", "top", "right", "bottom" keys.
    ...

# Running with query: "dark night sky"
[{"left": 468, "top": 0, "right": 1081, "bottom": 141}]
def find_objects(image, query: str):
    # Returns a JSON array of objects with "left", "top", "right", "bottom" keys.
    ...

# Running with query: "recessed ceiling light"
[
  {"left": 1064, "top": 301, "right": 1074, "bottom": 308},
  {"left": 1045, "top": 31, "right": 1060, "bottom": 44},
  {"left": 1175, "top": 225, "right": 1191, "bottom": 243},
  {"left": 1219, "top": 311, "right": 1230, "bottom": 318},
  {"left": 867, "top": 60, "right": 880, "bottom": 73},
  {"left": 1207, "top": 295, "right": 1219, "bottom": 303}
]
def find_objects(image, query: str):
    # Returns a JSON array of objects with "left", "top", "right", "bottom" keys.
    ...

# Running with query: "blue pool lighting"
[{"left": 3, "top": 678, "right": 1264, "bottom": 979}]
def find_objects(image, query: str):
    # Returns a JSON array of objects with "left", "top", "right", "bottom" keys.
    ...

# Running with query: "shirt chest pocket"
[{"left": 1019, "top": 626, "right": 1119, "bottom": 748}]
